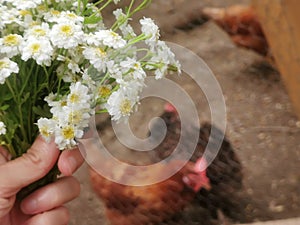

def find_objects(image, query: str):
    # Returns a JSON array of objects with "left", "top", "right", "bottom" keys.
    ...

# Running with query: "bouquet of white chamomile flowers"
[{"left": 0, "top": 0, "right": 181, "bottom": 198}]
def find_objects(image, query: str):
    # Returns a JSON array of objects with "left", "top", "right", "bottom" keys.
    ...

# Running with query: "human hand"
[{"left": 0, "top": 136, "right": 84, "bottom": 225}]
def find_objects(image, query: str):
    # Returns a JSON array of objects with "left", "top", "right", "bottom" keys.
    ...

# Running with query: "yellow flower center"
[
  {"left": 69, "top": 111, "right": 82, "bottom": 124},
  {"left": 33, "top": 28, "right": 46, "bottom": 36},
  {"left": 40, "top": 127, "right": 51, "bottom": 137},
  {"left": 60, "top": 100, "right": 67, "bottom": 107},
  {"left": 110, "top": 31, "right": 118, "bottom": 37},
  {"left": 62, "top": 126, "right": 75, "bottom": 139},
  {"left": 51, "top": 9, "right": 60, "bottom": 16},
  {"left": 120, "top": 99, "right": 132, "bottom": 115},
  {"left": 60, "top": 25, "right": 73, "bottom": 36},
  {"left": 67, "top": 13, "right": 77, "bottom": 19},
  {"left": 69, "top": 93, "right": 79, "bottom": 103},
  {"left": 19, "top": 10, "right": 31, "bottom": 16},
  {"left": 29, "top": 21, "right": 40, "bottom": 27},
  {"left": 3, "top": 34, "right": 19, "bottom": 46},
  {"left": 37, "top": 5, "right": 46, "bottom": 11},
  {"left": 30, "top": 43, "right": 40, "bottom": 53},
  {"left": 8, "top": 16, "right": 16, "bottom": 22},
  {"left": 96, "top": 48, "right": 106, "bottom": 57},
  {"left": 0, "top": 61, "right": 8, "bottom": 69},
  {"left": 98, "top": 86, "right": 111, "bottom": 99}
]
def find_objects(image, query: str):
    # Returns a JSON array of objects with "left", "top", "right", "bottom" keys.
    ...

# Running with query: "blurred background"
[{"left": 67, "top": 0, "right": 300, "bottom": 224}]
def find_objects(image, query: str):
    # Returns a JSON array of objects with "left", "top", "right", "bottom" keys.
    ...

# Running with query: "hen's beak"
[{"left": 202, "top": 181, "right": 211, "bottom": 191}]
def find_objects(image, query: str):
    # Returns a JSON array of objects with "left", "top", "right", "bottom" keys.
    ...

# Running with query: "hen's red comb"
[{"left": 164, "top": 103, "right": 177, "bottom": 113}]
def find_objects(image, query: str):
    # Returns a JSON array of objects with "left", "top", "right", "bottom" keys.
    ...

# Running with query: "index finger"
[
  {"left": 58, "top": 147, "right": 85, "bottom": 176},
  {"left": 0, "top": 146, "right": 10, "bottom": 165}
]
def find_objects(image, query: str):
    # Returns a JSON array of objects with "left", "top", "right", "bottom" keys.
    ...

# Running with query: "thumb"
[
  {"left": 0, "top": 147, "right": 11, "bottom": 165},
  {"left": 0, "top": 136, "right": 60, "bottom": 198}
]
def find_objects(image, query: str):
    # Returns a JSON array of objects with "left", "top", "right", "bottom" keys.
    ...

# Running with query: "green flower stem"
[
  {"left": 19, "top": 61, "right": 35, "bottom": 97},
  {"left": 129, "top": 0, "right": 152, "bottom": 16},
  {"left": 111, "top": 0, "right": 151, "bottom": 31},
  {"left": 43, "top": 0, "right": 49, "bottom": 10},
  {"left": 18, "top": 103, "right": 28, "bottom": 143},
  {"left": 127, "top": 33, "right": 148, "bottom": 45},
  {"left": 99, "top": 0, "right": 114, "bottom": 11},
  {"left": 88, "top": 0, "right": 113, "bottom": 20},
  {"left": 5, "top": 79, "right": 18, "bottom": 104},
  {"left": 95, "top": 109, "right": 108, "bottom": 114},
  {"left": 92, "top": 0, "right": 105, "bottom": 7},
  {"left": 99, "top": 72, "right": 110, "bottom": 86},
  {"left": 127, "top": 0, "right": 136, "bottom": 16},
  {"left": 5, "top": 77, "right": 29, "bottom": 145}
]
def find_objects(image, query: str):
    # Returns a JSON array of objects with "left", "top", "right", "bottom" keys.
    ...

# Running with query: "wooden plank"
[
  {"left": 252, "top": 0, "right": 300, "bottom": 118},
  {"left": 235, "top": 217, "right": 300, "bottom": 225}
]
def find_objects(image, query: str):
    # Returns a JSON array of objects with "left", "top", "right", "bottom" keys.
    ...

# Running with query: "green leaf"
[
  {"left": 84, "top": 15, "right": 102, "bottom": 24},
  {"left": 0, "top": 105, "right": 10, "bottom": 111},
  {"left": 21, "top": 92, "right": 30, "bottom": 104},
  {"left": 32, "top": 105, "right": 51, "bottom": 118},
  {"left": 3, "top": 93, "right": 13, "bottom": 101}
]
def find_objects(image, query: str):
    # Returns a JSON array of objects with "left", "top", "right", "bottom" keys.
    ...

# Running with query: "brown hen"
[
  {"left": 90, "top": 159, "right": 213, "bottom": 225},
  {"left": 90, "top": 103, "right": 244, "bottom": 224},
  {"left": 202, "top": 5, "right": 269, "bottom": 56}
]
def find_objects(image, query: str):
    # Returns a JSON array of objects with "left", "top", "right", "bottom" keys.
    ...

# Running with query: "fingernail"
[{"left": 22, "top": 198, "right": 37, "bottom": 214}]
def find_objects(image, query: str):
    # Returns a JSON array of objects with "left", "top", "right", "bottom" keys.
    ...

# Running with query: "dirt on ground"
[{"left": 67, "top": 0, "right": 300, "bottom": 224}]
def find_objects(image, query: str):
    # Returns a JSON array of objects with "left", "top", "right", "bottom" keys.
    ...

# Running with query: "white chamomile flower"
[
  {"left": 120, "top": 58, "right": 146, "bottom": 80},
  {"left": 69, "top": 47, "right": 85, "bottom": 63},
  {"left": 84, "top": 33, "right": 102, "bottom": 46},
  {"left": 55, "top": 63, "right": 75, "bottom": 83},
  {"left": 97, "top": 84, "right": 112, "bottom": 100},
  {"left": 59, "top": 11, "right": 84, "bottom": 24},
  {"left": 37, "top": 118, "right": 56, "bottom": 142},
  {"left": 50, "top": 21, "right": 84, "bottom": 49},
  {"left": 44, "top": 93, "right": 57, "bottom": 106},
  {"left": 156, "top": 41, "right": 179, "bottom": 66},
  {"left": 65, "top": 107, "right": 91, "bottom": 127},
  {"left": 118, "top": 79, "right": 144, "bottom": 100},
  {"left": 140, "top": 17, "right": 160, "bottom": 46},
  {"left": 17, "top": 9, "right": 34, "bottom": 28},
  {"left": 54, "top": 124, "right": 83, "bottom": 150},
  {"left": 0, "top": 0, "right": 181, "bottom": 150},
  {"left": 0, "top": 121, "right": 6, "bottom": 135},
  {"left": 67, "top": 82, "right": 91, "bottom": 108},
  {"left": 51, "top": 100, "right": 69, "bottom": 116},
  {"left": 45, "top": 94, "right": 68, "bottom": 116},
  {"left": 24, "top": 23, "right": 50, "bottom": 38},
  {"left": 106, "top": 88, "right": 139, "bottom": 122},
  {"left": 153, "top": 61, "right": 168, "bottom": 79},
  {"left": 57, "top": 54, "right": 81, "bottom": 74},
  {"left": 0, "top": 34, "right": 23, "bottom": 58},
  {"left": 0, "top": 6, "right": 18, "bottom": 29},
  {"left": 67, "top": 61, "right": 80, "bottom": 74},
  {"left": 5, "top": 0, "right": 42, "bottom": 10},
  {"left": 106, "top": 60, "right": 123, "bottom": 81},
  {"left": 0, "top": 58, "right": 19, "bottom": 84},
  {"left": 21, "top": 37, "right": 54, "bottom": 66},
  {"left": 43, "top": 9, "right": 62, "bottom": 22},
  {"left": 95, "top": 30, "right": 126, "bottom": 49},
  {"left": 81, "top": 69, "right": 96, "bottom": 91},
  {"left": 113, "top": 9, "right": 136, "bottom": 38},
  {"left": 146, "top": 41, "right": 181, "bottom": 79},
  {"left": 83, "top": 47, "right": 108, "bottom": 72}
]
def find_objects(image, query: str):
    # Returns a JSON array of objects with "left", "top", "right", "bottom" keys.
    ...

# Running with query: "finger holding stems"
[{"left": 0, "top": 137, "right": 84, "bottom": 225}]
